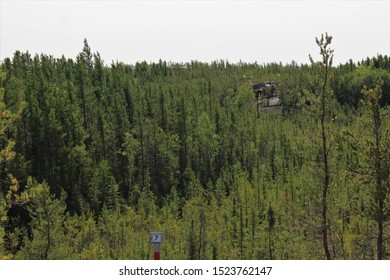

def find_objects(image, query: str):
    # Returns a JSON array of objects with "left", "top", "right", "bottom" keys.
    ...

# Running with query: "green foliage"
[
  {"left": 345, "top": 81, "right": 390, "bottom": 259},
  {"left": 15, "top": 179, "right": 68, "bottom": 259},
  {"left": 1, "top": 39, "right": 389, "bottom": 259},
  {"left": 306, "top": 33, "right": 335, "bottom": 260},
  {"left": 333, "top": 65, "right": 390, "bottom": 106},
  {"left": 0, "top": 64, "right": 28, "bottom": 258}
]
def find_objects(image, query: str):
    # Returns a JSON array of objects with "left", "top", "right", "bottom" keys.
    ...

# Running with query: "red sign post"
[
  {"left": 150, "top": 232, "right": 163, "bottom": 260},
  {"left": 153, "top": 244, "right": 160, "bottom": 260}
]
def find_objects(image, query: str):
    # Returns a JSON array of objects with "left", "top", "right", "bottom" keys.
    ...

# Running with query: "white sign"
[{"left": 150, "top": 232, "right": 163, "bottom": 244}]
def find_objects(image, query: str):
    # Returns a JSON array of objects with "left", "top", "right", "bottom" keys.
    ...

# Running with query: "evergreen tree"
[
  {"left": 346, "top": 81, "right": 390, "bottom": 259},
  {"left": 16, "top": 179, "right": 68, "bottom": 259},
  {"left": 307, "top": 33, "right": 335, "bottom": 260}
]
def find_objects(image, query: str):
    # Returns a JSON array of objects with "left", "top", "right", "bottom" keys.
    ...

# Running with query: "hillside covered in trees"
[{"left": 0, "top": 36, "right": 389, "bottom": 260}]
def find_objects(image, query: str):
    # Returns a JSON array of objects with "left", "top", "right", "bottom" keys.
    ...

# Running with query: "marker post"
[{"left": 150, "top": 232, "right": 163, "bottom": 260}]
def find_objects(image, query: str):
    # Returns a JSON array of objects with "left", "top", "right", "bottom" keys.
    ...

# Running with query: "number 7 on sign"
[{"left": 150, "top": 232, "right": 163, "bottom": 244}]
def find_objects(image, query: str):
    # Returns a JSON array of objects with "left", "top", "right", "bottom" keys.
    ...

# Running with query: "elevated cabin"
[
  {"left": 252, "top": 82, "right": 281, "bottom": 116},
  {"left": 252, "top": 82, "right": 280, "bottom": 107},
  {"left": 252, "top": 82, "right": 277, "bottom": 99}
]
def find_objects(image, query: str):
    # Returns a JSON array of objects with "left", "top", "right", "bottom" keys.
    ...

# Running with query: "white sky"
[{"left": 0, "top": 0, "right": 389, "bottom": 65}]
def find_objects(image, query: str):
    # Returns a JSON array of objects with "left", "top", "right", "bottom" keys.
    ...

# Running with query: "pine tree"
[
  {"left": 121, "top": 132, "right": 140, "bottom": 201},
  {"left": 0, "top": 64, "right": 27, "bottom": 258},
  {"left": 307, "top": 33, "right": 335, "bottom": 260},
  {"left": 346, "top": 81, "right": 390, "bottom": 259},
  {"left": 16, "top": 179, "right": 68, "bottom": 259}
]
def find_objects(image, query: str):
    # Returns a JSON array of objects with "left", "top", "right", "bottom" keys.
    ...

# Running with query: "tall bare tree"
[{"left": 308, "top": 33, "right": 334, "bottom": 259}]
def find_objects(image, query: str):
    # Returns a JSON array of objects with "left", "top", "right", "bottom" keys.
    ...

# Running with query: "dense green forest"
[{"left": 0, "top": 35, "right": 389, "bottom": 260}]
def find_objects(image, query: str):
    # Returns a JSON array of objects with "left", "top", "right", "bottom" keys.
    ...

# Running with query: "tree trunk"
[
  {"left": 377, "top": 205, "right": 383, "bottom": 260},
  {"left": 321, "top": 59, "right": 332, "bottom": 260}
]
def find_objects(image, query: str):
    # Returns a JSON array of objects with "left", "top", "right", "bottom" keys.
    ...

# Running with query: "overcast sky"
[{"left": 1, "top": 0, "right": 389, "bottom": 65}]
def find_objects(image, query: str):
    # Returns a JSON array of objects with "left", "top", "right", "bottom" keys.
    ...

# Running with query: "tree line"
[{"left": 0, "top": 36, "right": 389, "bottom": 259}]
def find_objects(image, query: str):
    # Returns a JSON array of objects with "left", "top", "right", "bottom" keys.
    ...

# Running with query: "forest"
[{"left": 0, "top": 35, "right": 389, "bottom": 260}]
